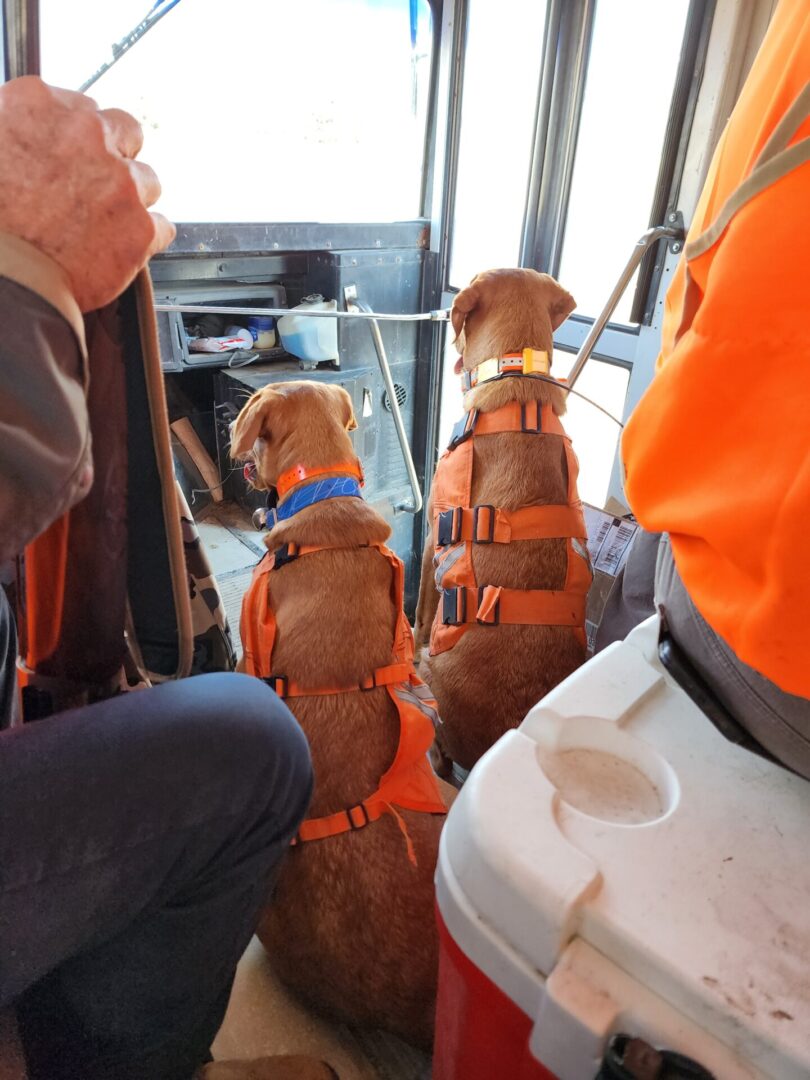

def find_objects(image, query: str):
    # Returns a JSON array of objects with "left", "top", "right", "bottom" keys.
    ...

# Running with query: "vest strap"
[
  {"left": 436, "top": 503, "right": 585, "bottom": 547},
  {"left": 447, "top": 409, "right": 478, "bottom": 450},
  {"left": 293, "top": 799, "right": 386, "bottom": 845},
  {"left": 265, "top": 661, "right": 413, "bottom": 700},
  {"left": 446, "top": 401, "right": 568, "bottom": 451},
  {"left": 441, "top": 584, "right": 586, "bottom": 628}
]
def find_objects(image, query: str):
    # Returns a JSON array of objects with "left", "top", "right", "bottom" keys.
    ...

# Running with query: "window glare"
[
  {"left": 557, "top": 0, "right": 690, "bottom": 323},
  {"left": 554, "top": 351, "right": 628, "bottom": 508},
  {"left": 449, "top": 0, "right": 547, "bottom": 288},
  {"left": 39, "top": 0, "right": 433, "bottom": 223}
]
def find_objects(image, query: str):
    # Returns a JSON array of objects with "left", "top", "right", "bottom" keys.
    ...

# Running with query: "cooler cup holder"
[{"left": 533, "top": 716, "right": 680, "bottom": 826}]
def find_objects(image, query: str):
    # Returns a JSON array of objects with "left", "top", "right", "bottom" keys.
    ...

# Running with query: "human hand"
[{"left": 0, "top": 77, "right": 175, "bottom": 312}]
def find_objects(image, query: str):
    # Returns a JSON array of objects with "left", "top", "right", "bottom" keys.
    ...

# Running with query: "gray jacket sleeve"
[{"left": 0, "top": 236, "right": 92, "bottom": 563}]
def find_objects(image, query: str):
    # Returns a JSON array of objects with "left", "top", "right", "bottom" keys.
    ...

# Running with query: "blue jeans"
[{"left": 0, "top": 590, "right": 312, "bottom": 1080}]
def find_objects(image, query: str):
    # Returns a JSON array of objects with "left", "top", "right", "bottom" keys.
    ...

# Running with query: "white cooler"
[{"left": 433, "top": 616, "right": 810, "bottom": 1080}]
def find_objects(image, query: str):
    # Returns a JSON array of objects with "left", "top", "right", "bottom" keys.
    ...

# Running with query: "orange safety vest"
[
  {"left": 241, "top": 540, "right": 447, "bottom": 862},
  {"left": 429, "top": 398, "right": 591, "bottom": 656},
  {"left": 621, "top": 0, "right": 810, "bottom": 696}
]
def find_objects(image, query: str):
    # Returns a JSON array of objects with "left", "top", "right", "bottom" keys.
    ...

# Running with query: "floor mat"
[
  {"left": 213, "top": 939, "right": 431, "bottom": 1080},
  {"left": 216, "top": 566, "right": 257, "bottom": 654}
]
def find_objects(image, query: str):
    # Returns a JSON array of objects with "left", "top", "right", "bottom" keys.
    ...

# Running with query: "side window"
[
  {"left": 552, "top": 352, "right": 628, "bottom": 509},
  {"left": 39, "top": 0, "right": 434, "bottom": 223},
  {"left": 448, "top": 0, "right": 548, "bottom": 288},
  {"left": 556, "top": 0, "right": 691, "bottom": 323},
  {"left": 434, "top": 0, "right": 703, "bottom": 509}
]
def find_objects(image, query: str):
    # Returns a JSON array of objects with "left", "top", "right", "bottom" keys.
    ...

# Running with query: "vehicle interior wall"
[{"left": 150, "top": 223, "right": 432, "bottom": 611}]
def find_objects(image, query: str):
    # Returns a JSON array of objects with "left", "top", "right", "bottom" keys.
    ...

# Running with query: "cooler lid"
[{"left": 442, "top": 617, "right": 810, "bottom": 1077}]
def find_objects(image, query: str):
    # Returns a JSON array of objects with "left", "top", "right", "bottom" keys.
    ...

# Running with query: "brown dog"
[
  {"left": 230, "top": 381, "right": 449, "bottom": 1049},
  {"left": 414, "top": 268, "right": 591, "bottom": 775}
]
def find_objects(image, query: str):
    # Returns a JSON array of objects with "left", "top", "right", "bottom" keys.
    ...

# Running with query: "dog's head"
[
  {"left": 451, "top": 268, "right": 575, "bottom": 372},
  {"left": 229, "top": 380, "right": 358, "bottom": 490}
]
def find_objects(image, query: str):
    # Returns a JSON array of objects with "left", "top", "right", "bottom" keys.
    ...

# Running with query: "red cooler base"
[{"left": 434, "top": 909, "right": 556, "bottom": 1080}]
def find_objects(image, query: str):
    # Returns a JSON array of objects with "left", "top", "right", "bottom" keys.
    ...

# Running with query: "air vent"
[{"left": 382, "top": 383, "right": 407, "bottom": 412}]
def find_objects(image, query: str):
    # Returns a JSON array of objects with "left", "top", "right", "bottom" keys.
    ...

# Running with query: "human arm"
[{"left": 0, "top": 77, "right": 175, "bottom": 560}]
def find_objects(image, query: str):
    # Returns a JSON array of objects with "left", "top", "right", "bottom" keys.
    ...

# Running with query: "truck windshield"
[{"left": 39, "top": 0, "right": 434, "bottom": 223}]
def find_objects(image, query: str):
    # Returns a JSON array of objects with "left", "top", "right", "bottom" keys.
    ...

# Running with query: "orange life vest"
[
  {"left": 240, "top": 539, "right": 447, "bottom": 862},
  {"left": 621, "top": 0, "right": 810, "bottom": 696},
  {"left": 429, "top": 396, "right": 591, "bottom": 656}
]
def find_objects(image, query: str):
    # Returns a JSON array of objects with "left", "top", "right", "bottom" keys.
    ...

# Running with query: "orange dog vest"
[
  {"left": 429, "top": 398, "right": 591, "bottom": 656},
  {"left": 241, "top": 540, "right": 446, "bottom": 862}
]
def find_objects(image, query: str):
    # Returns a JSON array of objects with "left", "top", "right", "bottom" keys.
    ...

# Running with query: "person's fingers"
[
  {"left": 100, "top": 107, "right": 144, "bottom": 159},
  {"left": 128, "top": 159, "right": 162, "bottom": 208},
  {"left": 148, "top": 212, "right": 177, "bottom": 257}
]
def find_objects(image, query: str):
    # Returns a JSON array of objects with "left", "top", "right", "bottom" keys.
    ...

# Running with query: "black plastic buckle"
[
  {"left": 359, "top": 671, "right": 378, "bottom": 691},
  {"left": 272, "top": 543, "right": 299, "bottom": 569},
  {"left": 520, "top": 401, "right": 542, "bottom": 433},
  {"left": 441, "top": 587, "right": 466, "bottom": 626},
  {"left": 472, "top": 504, "right": 495, "bottom": 544},
  {"left": 347, "top": 804, "right": 371, "bottom": 830},
  {"left": 476, "top": 585, "right": 500, "bottom": 625},
  {"left": 437, "top": 507, "right": 462, "bottom": 547},
  {"left": 598, "top": 1033, "right": 715, "bottom": 1080},
  {"left": 266, "top": 674, "right": 288, "bottom": 698},
  {"left": 447, "top": 409, "right": 478, "bottom": 450}
]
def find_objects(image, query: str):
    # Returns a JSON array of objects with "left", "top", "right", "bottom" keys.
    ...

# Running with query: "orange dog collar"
[
  {"left": 461, "top": 348, "right": 550, "bottom": 393},
  {"left": 275, "top": 459, "right": 365, "bottom": 499}
]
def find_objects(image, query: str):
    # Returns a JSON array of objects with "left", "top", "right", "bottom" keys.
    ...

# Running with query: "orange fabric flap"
[
  {"left": 294, "top": 685, "right": 446, "bottom": 849},
  {"left": 375, "top": 686, "right": 446, "bottom": 813}
]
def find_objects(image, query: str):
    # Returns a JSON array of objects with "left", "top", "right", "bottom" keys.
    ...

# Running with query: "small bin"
[{"left": 434, "top": 616, "right": 810, "bottom": 1080}]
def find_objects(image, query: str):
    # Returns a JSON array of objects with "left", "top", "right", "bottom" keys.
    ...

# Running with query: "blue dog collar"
[{"left": 264, "top": 475, "right": 363, "bottom": 529}]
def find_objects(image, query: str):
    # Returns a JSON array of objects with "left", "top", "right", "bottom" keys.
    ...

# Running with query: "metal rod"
[
  {"left": 567, "top": 225, "right": 680, "bottom": 388},
  {"left": 154, "top": 303, "right": 449, "bottom": 323},
  {"left": 79, "top": 0, "right": 184, "bottom": 93},
  {"left": 347, "top": 297, "right": 424, "bottom": 515},
  {"left": 3, "top": 0, "right": 40, "bottom": 80}
]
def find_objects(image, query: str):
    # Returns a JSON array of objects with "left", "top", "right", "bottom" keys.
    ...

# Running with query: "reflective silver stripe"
[
  {"left": 433, "top": 541, "right": 465, "bottom": 590},
  {"left": 686, "top": 82, "right": 810, "bottom": 262},
  {"left": 754, "top": 80, "right": 810, "bottom": 167},
  {"left": 394, "top": 682, "right": 440, "bottom": 729}
]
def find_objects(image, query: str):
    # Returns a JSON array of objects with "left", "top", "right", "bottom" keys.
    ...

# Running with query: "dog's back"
[
  {"left": 255, "top": 503, "right": 443, "bottom": 1047},
  {"left": 416, "top": 269, "right": 589, "bottom": 772},
  {"left": 421, "top": 380, "right": 588, "bottom": 769}
]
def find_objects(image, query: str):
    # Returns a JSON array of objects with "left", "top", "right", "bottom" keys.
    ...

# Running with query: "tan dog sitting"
[
  {"left": 414, "top": 268, "right": 592, "bottom": 777},
  {"left": 230, "top": 381, "right": 449, "bottom": 1049}
]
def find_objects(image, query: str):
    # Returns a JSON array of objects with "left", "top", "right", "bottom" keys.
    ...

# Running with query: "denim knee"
[{"left": 177, "top": 673, "right": 313, "bottom": 823}]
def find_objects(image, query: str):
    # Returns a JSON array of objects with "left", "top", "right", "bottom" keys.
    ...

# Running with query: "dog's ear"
[
  {"left": 230, "top": 389, "right": 276, "bottom": 459},
  {"left": 450, "top": 278, "right": 481, "bottom": 344},
  {"left": 334, "top": 386, "right": 358, "bottom": 432},
  {"left": 547, "top": 279, "right": 576, "bottom": 330}
]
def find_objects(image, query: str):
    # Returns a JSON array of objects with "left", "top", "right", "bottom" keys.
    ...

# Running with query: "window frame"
[{"left": 421, "top": 0, "right": 721, "bottom": 511}]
